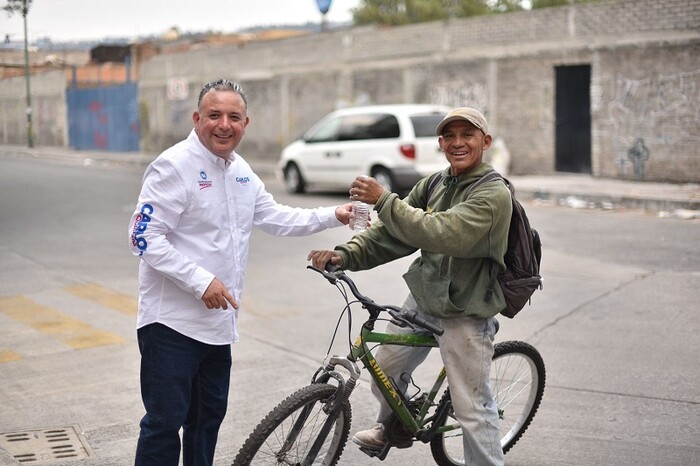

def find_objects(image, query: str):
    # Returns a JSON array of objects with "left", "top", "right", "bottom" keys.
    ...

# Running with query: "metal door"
[
  {"left": 67, "top": 83, "right": 139, "bottom": 151},
  {"left": 555, "top": 65, "right": 591, "bottom": 173}
]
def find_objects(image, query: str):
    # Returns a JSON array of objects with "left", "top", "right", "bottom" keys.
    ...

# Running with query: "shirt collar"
[{"left": 187, "top": 129, "right": 238, "bottom": 168}]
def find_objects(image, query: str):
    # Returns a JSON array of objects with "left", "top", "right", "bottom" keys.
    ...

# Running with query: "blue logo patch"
[{"left": 198, "top": 170, "right": 212, "bottom": 190}]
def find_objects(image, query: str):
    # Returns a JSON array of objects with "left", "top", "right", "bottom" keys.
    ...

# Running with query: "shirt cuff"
[
  {"left": 321, "top": 205, "right": 344, "bottom": 227},
  {"left": 192, "top": 267, "right": 216, "bottom": 299}
]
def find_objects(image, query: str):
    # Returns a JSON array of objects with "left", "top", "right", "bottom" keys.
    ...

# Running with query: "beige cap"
[{"left": 436, "top": 107, "right": 488, "bottom": 135}]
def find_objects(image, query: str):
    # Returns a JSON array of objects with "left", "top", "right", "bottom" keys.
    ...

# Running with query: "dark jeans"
[{"left": 135, "top": 323, "right": 232, "bottom": 466}]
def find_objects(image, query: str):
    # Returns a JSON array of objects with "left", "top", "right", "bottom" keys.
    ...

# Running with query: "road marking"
[
  {"left": 64, "top": 283, "right": 138, "bottom": 316},
  {"left": 0, "top": 349, "right": 21, "bottom": 363},
  {"left": 0, "top": 295, "right": 125, "bottom": 350}
]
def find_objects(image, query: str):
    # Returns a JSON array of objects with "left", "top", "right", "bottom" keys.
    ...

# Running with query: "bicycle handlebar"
[
  {"left": 307, "top": 265, "right": 444, "bottom": 336},
  {"left": 392, "top": 307, "right": 444, "bottom": 336}
]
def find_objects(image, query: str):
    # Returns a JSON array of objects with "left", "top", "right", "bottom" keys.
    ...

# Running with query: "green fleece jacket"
[{"left": 336, "top": 163, "right": 512, "bottom": 319}]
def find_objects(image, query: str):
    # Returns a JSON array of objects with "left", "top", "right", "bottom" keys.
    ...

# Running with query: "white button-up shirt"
[{"left": 128, "top": 130, "right": 342, "bottom": 344}]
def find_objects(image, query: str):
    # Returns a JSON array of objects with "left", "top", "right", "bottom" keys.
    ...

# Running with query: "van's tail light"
[{"left": 400, "top": 144, "right": 415, "bottom": 159}]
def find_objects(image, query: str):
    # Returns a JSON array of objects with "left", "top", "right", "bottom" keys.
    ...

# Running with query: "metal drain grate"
[{"left": 0, "top": 425, "right": 95, "bottom": 464}]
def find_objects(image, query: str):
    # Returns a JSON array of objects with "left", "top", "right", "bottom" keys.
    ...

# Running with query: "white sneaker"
[{"left": 352, "top": 424, "right": 386, "bottom": 449}]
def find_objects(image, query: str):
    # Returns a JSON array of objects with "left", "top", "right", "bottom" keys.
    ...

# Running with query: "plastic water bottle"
[{"left": 352, "top": 200, "right": 370, "bottom": 233}]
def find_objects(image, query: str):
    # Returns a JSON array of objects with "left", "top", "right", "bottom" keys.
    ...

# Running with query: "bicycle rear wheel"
[
  {"left": 232, "top": 383, "right": 351, "bottom": 466},
  {"left": 429, "top": 340, "right": 545, "bottom": 465},
  {"left": 493, "top": 340, "right": 545, "bottom": 452}
]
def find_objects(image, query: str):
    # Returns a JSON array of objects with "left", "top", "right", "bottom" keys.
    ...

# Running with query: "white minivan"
[{"left": 277, "top": 104, "right": 451, "bottom": 194}]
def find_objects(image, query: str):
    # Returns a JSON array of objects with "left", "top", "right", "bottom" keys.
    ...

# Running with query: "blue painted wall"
[{"left": 67, "top": 83, "right": 139, "bottom": 151}]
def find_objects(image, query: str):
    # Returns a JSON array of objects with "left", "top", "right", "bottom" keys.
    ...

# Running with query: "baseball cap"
[{"left": 436, "top": 107, "right": 488, "bottom": 135}]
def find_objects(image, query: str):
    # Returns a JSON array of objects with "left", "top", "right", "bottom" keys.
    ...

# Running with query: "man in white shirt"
[{"left": 128, "top": 79, "right": 352, "bottom": 466}]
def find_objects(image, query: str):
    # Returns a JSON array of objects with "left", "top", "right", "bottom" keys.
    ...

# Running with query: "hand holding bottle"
[{"left": 348, "top": 175, "right": 385, "bottom": 232}]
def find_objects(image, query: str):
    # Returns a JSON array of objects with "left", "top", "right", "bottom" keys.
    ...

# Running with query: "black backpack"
[{"left": 425, "top": 170, "right": 543, "bottom": 318}]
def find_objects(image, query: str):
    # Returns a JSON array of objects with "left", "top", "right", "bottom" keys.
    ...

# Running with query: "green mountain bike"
[{"left": 233, "top": 265, "right": 545, "bottom": 466}]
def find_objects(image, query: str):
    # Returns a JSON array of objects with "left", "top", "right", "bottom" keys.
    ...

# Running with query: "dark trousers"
[{"left": 135, "top": 323, "right": 232, "bottom": 466}]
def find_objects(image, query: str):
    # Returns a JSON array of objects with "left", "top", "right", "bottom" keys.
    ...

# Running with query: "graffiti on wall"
[
  {"left": 429, "top": 81, "right": 489, "bottom": 112},
  {"left": 594, "top": 69, "right": 699, "bottom": 178},
  {"left": 627, "top": 137, "right": 649, "bottom": 180}
]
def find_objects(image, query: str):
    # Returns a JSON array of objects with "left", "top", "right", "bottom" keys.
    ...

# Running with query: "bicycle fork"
[{"left": 281, "top": 356, "right": 361, "bottom": 466}]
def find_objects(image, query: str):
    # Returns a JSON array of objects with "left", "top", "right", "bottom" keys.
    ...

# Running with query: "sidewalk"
[{"left": 2, "top": 144, "right": 699, "bottom": 217}]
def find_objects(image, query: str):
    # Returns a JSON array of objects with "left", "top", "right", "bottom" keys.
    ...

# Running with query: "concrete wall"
[
  {"left": 2, "top": 0, "right": 698, "bottom": 182},
  {"left": 0, "top": 70, "right": 67, "bottom": 146}
]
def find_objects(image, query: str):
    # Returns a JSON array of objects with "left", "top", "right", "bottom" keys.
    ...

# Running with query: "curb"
[{"left": 516, "top": 189, "right": 700, "bottom": 214}]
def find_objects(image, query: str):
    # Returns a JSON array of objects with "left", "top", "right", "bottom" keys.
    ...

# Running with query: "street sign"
[{"left": 167, "top": 78, "right": 188, "bottom": 101}]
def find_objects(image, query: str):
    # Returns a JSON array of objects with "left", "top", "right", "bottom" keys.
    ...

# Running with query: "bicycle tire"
[
  {"left": 429, "top": 340, "right": 546, "bottom": 465},
  {"left": 232, "top": 383, "right": 351, "bottom": 466}
]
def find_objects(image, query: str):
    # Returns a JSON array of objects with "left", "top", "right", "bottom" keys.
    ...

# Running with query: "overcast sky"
[{"left": 3, "top": 0, "right": 360, "bottom": 43}]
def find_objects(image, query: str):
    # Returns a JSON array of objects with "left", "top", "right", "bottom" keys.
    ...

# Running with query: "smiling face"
[
  {"left": 193, "top": 89, "right": 250, "bottom": 159},
  {"left": 438, "top": 120, "right": 492, "bottom": 176}
]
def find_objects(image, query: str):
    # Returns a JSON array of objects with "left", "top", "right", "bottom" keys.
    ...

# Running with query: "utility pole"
[
  {"left": 316, "top": 0, "right": 332, "bottom": 32},
  {"left": 3, "top": 0, "right": 33, "bottom": 147},
  {"left": 22, "top": 0, "right": 33, "bottom": 147}
]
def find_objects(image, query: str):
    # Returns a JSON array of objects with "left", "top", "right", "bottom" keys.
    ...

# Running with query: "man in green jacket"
[{"left": 308, "top": 107, "right": 511, "bottom": 466}]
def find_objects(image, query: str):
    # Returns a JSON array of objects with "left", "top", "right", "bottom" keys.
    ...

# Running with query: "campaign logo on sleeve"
[{"left": 131, "top": 204, "right": 153, "bottom": 256}]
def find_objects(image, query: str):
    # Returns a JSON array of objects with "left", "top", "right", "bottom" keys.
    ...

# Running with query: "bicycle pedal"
[
  {"left": 358, "top": 444, "right": 391, "bottom": 460},
  {"left": 358, "top": 446, "right": 380, "bottom": 457},
  {"left": 358, "top": 446, "right": 385, "bottom": 459}
]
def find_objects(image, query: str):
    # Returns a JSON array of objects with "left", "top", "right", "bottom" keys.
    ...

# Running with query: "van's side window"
[
  {"left": 337, "top": 114, "right": 399, "bottom": 141},
  {"left": 306, "top": 117, "right": 342, "bottom": 143}
]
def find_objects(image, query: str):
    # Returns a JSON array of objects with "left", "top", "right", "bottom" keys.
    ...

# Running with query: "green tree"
[
  {"left": 531, "top": 0, "right": 569, "bottom": 6},
  {"left": 351, "top": 0, "right": 492, "bottom": 26},
  {"left": 531, "top": 0, "right": 597, "bottom": 7},
  {"left": 2, "top": 0, "right": 31, "bottom": 15},
  {"left": 488, "top": 0, "right": 525, "bottom": 13},
  {"left": 351, "top": 0, "right": 528, "bottom": 26},
  {"left": 351, "top": 0, "right": 599, "bottom": 25},
  {"left": 352, "top": 0, "right": 442, "bottom": 26}
]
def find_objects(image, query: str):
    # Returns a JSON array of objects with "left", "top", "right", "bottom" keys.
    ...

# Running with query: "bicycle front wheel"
[
  {"left": 429, "top": 340, "right": 545, "bottom": 465},
  {"left": 232, "top": 383, "right": 351, "bottom": 466}
]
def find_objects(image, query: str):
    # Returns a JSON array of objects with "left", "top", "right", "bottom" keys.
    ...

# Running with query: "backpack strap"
[
  {"left": 463, "top": 170, "right": 503, "bottom": 197},
  {"left": 462, "top": 170, "right": 507, "bottom": 303},
  {"left": 422, "top": 171, "right": 444, "bottom": 209}
]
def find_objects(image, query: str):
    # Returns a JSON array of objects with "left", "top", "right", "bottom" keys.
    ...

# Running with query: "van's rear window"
[{"left": 411, "top": 114, "right": 446, "bottom": 137}]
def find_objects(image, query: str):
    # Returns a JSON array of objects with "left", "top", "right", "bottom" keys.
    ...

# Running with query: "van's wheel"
[
  {"left": 284, "top": 163, "right": 305, "bottom": 193},
  {"left": 372, "top": 168, "right": 395, "bottom": 193}
]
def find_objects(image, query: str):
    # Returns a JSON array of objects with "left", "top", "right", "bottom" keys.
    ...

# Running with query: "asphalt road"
[{"left": 0, "top": 156, "right": 698, "bottom": 466}]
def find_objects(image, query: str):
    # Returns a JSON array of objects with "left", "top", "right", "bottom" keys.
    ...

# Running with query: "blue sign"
[{"left": 316, "top": 0, "right": 332, "bottom": 14}]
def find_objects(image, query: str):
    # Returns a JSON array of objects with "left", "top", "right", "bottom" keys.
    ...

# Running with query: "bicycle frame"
[{"left": 350, "top": 319, "right": 458, "bottom": 444}]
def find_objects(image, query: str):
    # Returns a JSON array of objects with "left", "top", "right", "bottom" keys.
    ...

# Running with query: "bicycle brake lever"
[
  {"left": 386, "top": 307, "right": 414, "bottom": 329},
  {"left": 306, "top": 265, "right": 338, "bottom": 284},
  {"left": 389, "top": 317, "right": 410, "bottom": 328}
]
